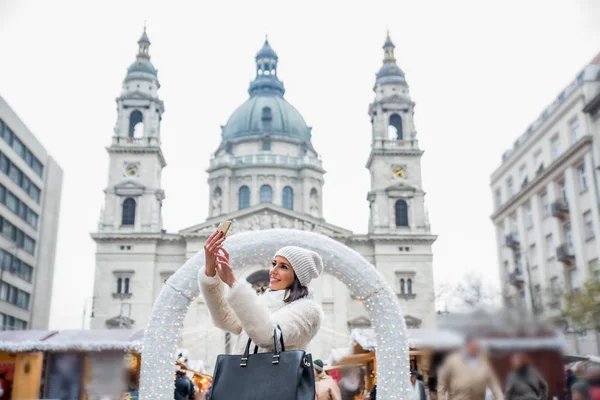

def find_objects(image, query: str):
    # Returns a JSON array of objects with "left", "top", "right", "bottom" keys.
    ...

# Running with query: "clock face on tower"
[
  {"left": 124, "top": 163, "right": 140, "bottom": 177},
  {"left": 392, "top": 166, "right": 405, "bottom": 179}
]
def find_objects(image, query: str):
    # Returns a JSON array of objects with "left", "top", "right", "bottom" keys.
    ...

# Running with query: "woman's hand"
[
  {"left": 215, "top": 247, "right": 237, "bottom": 288},
  {"left": 204, "top": 230, "right": 226, "bottom": 277}
]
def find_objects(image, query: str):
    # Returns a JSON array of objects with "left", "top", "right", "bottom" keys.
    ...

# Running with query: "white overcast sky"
[{"left": 1, "top": 0, "right": 599, "bottom": 329}]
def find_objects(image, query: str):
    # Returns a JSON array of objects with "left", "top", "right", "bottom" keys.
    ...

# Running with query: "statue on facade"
[
  {"left": 212, "top": 191, "right": 222, "bottom": 216},
  {"left": 309, "top": 191, "right": 319, "bottom": 216}
]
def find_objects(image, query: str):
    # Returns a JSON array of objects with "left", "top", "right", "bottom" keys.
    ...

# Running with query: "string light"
[{"left": 139, "top": 228, "right": 409, "bottom": 399}]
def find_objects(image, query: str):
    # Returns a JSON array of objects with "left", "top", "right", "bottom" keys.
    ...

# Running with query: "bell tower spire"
[
  {"left": 96, "top": 26, "right": 166, "bottom": 233},
  {"left": 366, "top": 32, "right": 429, "bottom": 235}
]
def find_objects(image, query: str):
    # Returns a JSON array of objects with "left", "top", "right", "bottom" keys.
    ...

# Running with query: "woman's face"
[{"left": 269, "top": 256, "right": 295, "bottom": 291}]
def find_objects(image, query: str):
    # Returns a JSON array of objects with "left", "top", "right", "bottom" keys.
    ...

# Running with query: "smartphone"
[{"left": 216, "top": 221, "right": 232, "bottom": 237}]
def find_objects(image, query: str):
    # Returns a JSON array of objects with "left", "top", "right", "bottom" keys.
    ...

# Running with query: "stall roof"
[
  {"left": 0, "top": 329, "right": 144, "bottom": 353},
  {"left": 350, "top": 328, "right": 465, "bottom": 351},
  {"left": 349, "top": 327, "right": 564, "bottom": 352}
]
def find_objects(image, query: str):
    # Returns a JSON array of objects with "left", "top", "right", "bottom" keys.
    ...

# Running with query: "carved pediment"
[
  {"left": 106, "top": 315, "right": 135, "bottom": 329},
  {"left": 179, "top": 204, "right": 352, "bottom": 238},
  {"left": 404, "top": 315, "right": 422, "bottom": 328},
  {"left": 385, "top": 183, "right": 417, "bottom": 196},
  {"left": 347, "top": 315, "right": 372, "bottom": 329},
  {"left": 114, "top": 180, "right": 146, "bottom": 196}
]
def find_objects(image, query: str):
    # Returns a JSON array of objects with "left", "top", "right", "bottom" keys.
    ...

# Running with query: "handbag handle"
[
  {"left": 241, "top": 326, "right": 286, "bottom": 367},
  {"left": 248, "top": 325, "right": 285, "bottom": 354}
]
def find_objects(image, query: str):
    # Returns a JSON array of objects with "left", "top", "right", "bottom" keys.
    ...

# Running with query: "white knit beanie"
[{"left": 274, "top": 246, "right": 324, "bottom": 287}]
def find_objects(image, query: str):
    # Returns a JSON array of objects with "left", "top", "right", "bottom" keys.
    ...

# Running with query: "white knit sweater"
[{"left": 198, "top": 271, "right": 323, "bottom": 355}]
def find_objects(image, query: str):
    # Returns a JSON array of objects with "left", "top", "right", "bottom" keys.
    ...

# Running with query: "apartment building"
[
  {"left": 490, "top": 52, "right": 600, "bottom": 355},
  {"left": 0, "top": 95, "right": 63, "bottom": 330}
]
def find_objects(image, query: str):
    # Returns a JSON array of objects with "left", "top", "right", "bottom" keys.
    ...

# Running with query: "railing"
[
  {"left": 374, "top": 139, "right": 419, "bottom": 151},
  {"left": 508, "top": 269, "right": 525, "bottom": 288},
  {"left": 551, "top": 200, "right": 569, "bottom": 218},
  {"left": 209, "top": 154, "right": 323, "bottom": 169},
  {"left": 557, "top": 243, "right": 575, "bottom": 265},
  {"left": 505, "top": 233, "right": 520, "bottom": 250},
  {"left": 112, "top": 136, "right": 160, "bottom": 146}
]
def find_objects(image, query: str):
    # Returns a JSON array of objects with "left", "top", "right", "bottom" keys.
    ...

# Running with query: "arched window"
[
  {"left": 117, "top": 278, "right": 123, "bottom": 294},
  {"left": 129, "top": 110, "right": 144, "bottom": 138},
  {"left": 407, "top": 279, "right": 413, "bottom": 295},
  {"left": 261, "top": 107, "right": 272, "bottom": 121},
  {"left": 262, "top": 139, "right": 271, "bottom": 151},
  {"left": 395, "top": 200, "right": 408, "bottom": 227},
  {"left": 400, "top": 279, "right": 405, "bottom": 294},
  {"left": 282, "top": 186, "right": 293, "bottom": 210},
  {"left": 226, "top": 143, "right": 233, "bottom": 155},
  {"left": 260, "top": 185, "right": 273, "bottom": 203},
  {"left": 122, "top": 198, "right": 136, "bottom": 226},
  {"left": 388, "top": 113, "right": 403, "bottom": 140},
  {"left": 124, "top": 278, "right": 130, "bottom": 294},
  {"left": 238, "top": 186, "right": 250, "bottom": 210}
]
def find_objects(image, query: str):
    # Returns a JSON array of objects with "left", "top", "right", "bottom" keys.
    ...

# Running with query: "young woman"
[{"left": 199, "top": 230, "right": 324, "bottom": 355}]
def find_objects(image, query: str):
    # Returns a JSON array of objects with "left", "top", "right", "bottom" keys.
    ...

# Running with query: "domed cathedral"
[{"left": 90, "top": 29, "right": 437, "bottom": 370}]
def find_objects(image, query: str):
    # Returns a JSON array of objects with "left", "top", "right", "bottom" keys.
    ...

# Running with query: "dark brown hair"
[{"left": 284, "top": 275, "right": 309, "bottom": 303}]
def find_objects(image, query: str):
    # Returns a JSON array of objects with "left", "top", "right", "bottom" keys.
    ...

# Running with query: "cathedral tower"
[
  {"left": 97, "top": 27, "right": 166, "bottom": 233},
  {"left": 366, "top": 32, "right": 430, "bottom": 235}
]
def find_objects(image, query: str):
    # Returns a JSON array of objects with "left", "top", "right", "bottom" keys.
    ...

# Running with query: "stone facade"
[
  {"left": 91, "top": 30, "right": 436, "bottom": 370},
  {"left": 490, "top": 52, "right": 600, "bottom": 355}
]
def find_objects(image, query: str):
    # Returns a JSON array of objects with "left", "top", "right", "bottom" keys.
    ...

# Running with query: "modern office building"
[{"left": 0, "top": 95, "right": 63, "bottom": 330}]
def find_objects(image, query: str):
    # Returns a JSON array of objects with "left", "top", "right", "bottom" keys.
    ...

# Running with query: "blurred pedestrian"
[
  {"left": 504, "top": 352, "right": 548, "bottom": 400},
  {"left": 409, "top": 370, "right": 426, "bottom": 400},
  {"left": 567, "top": 369, "right": 578, "bottom": 393},
  {"left": 585, "top": 367, "right": 600, "bottom": 400},
  {"left": 174, "top": 370, "right": 191, "bottom": 400},
  {"left": 437, "top": 335, "right": 504, "bottom": 400},
  {"left": 313, "top": 359, "right": 341, "bottom": 400},
  {"left": 571, "top": 382, "right": 591, "bottom": 400}
]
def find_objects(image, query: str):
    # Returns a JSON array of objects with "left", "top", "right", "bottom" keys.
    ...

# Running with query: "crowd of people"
[{"left": 312, "top": 337, "right": 600, "bottom": 400}]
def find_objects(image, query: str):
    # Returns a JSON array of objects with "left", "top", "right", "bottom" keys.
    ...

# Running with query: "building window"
[
  {"left": 226, "top": 143, "right": 233, "bottom": 155},
  {"left": 577, "top": 164, "right": 588, "bottom": 192},
  {"left": 395, "top": 200, "right": 408, "bottom": 227},
  {"left": 0, "top": 281, "right": 30, "bottom": 310},
  {"left": 261, "top": 107, "right": 272, "bottom": 121},
  {"left": 534, "top": 150, "right": 544, "bottom": 173},
  {"left": 526, "top": 204, "right": 533, "bottom": 229},
  {"left": 558, "top": 180, "right": 568, "bottom": 203},
  {"left": 124, "top": 278, "right": 130, "bottom": 294},
  {"left": 128, "top": 110, "right": 144, "bottom": 138},
  {"left": 388, "top": 114, "right": 403, "bottom": 140},
  {"left": 238, "top": 186, "right": 250, "bottom": 209},
  {"left": 518, "top": 164, "right": 527, "bottom": 185},
  {"left": 507, "top": 178, "right": 515, "bottom": 198},
  {"left": 117, "top": 278, "right": 122, "bottom": 293},
  {"left": 509, "top": 214, "right": 518, "bottom": 241},
  {"left": 122, "top": 198, "right": 136, "bottom": 225},
  {"left": 0, "top": 118, "right": 44, "bottom": 177},
  {"left": 540, "top": 192, "right": 549, "bottom": 218},
  {"left": 0, "top": 150, "right": 42, "bottom": 203},
  {"left": 259, "top": 185, "right": 272, "bottom": 203},
  {"left": 494, "top": 189, "right": 502, "bottom": 209},
  {"left": 584, "top": 210, "right": 594, "bottom": 240},
  {"left": 545, "top": 234, "right": 554, "bottom": 260},
  {"left": 564, "top": 223, "right": 574, "bottom": 253},
  {"left": 570, "top": 118, "right": 581, "bottom": 143},
  {"left": 282, "top": 186, "right": 293, "bottom": 210},
  {"left": 262, "top": 140, "right": 271, "bottom": 151},
  {"left": 551, "top": 135, "right": 560, "bottom": 160},
  {"left": 399, "top": 279, "right": 405, "bottom": 294},
  {"left": 588, "top": 259, "right": 600, "bottom": 281},
  {"left": 568, "top": 268, "right": 578, "bottom": 292},
  {"left": 407, "top": 278, "right": 413, "bottom": 294},
  {"left": 529, "top": 244, "right": 537, "bottom": 266},
  {"left": 550, "top": 277, "right": 560, "bottom": 301}
]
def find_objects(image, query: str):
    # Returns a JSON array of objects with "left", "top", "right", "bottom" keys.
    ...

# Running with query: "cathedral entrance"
[{"left": 138, "top": 229, "right": 410, "bottom": 400}]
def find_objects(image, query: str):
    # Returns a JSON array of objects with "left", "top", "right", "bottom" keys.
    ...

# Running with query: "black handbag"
[{"left": 209, "top": 326, "right": 316, "bottom": 399}]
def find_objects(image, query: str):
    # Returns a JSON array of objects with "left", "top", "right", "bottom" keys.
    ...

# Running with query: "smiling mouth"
[{"left": 270, "top": 278, "right": 280, "bottom": 283}]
